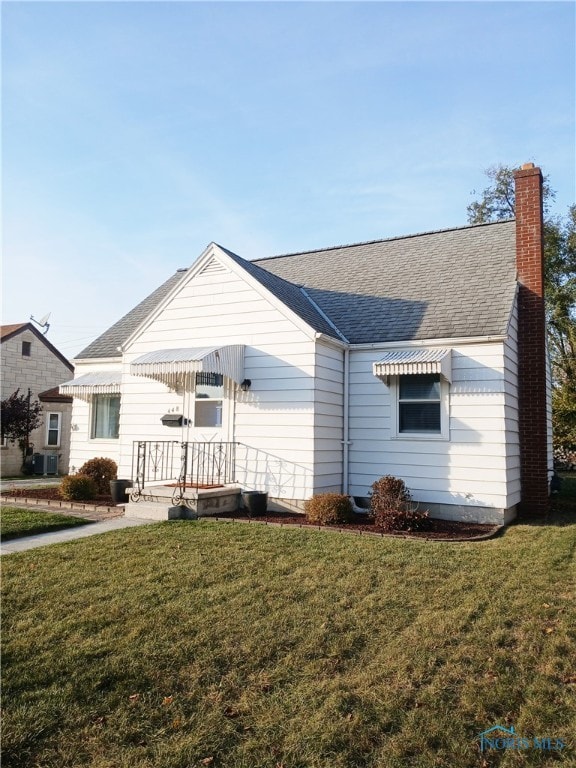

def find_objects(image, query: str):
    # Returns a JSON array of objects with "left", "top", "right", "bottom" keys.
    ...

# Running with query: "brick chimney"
[{"left": 514, "top": 162, "right": 549, "bottom": 516}]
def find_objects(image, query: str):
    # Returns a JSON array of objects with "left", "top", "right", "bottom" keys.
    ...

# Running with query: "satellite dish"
[{"left": 30, "top": 312, "right": 51, "bottom": 335}]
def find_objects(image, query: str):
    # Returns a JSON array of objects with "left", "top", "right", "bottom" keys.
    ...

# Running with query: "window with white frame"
[
  {"left": 91, "top": 395, "right": 120, "bottom": 439},
  {"left": 46, "top": 412, "right": 62, "bottom": 447},
  {"left": 393, "top": 374, "right": 448, "bottom": 438},
  {"left": 194, "top": 373, "right": 223, "bottom": 428}
]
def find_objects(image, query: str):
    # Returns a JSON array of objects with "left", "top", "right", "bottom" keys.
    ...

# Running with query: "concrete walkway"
[{"left": 1, "top": 515, "right": 155, "bottom": 555}]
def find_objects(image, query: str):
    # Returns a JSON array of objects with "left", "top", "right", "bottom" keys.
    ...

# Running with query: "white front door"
[{"left": 182, "top": 373, "right": 232, "bottom": 444}]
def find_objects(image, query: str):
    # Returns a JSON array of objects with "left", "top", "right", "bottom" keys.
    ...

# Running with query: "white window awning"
[
  {"left": 130, "top": 345, "right": 245, "bottom": 387},
  {"left": 59, "top": 371, "right": 122, "bottom": 400},
  {"left": 373, "top": 348, "right": 451, "bottom": 383}
]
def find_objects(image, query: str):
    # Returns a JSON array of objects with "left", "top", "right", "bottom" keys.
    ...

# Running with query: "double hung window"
[
  {"left": 398, "top": 374, "right": 442, "bottom": 434},
  {"left": 91, "top": 395, "right": 120, "bottom": 439},
  {"left": 46, "top": 413, "right": 62, "bottom": 447}
]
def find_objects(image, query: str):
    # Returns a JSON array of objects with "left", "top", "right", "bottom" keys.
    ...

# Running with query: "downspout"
[{"left": 342, "top": 347, "right": 350, "bottom": 495}]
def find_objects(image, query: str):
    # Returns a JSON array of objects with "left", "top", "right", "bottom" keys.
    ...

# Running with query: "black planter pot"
[
  {"left": 241, "top": 491, "right": 268, "bottom": 516},
  {"left": 109, "top": 479, "right": 132, "bottom": 504}
]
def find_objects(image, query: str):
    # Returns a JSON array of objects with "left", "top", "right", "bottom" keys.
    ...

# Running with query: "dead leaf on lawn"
[
  {"left": 162, "top": 696, "right": 174, "bottom": 705},
  {"left": 201, "top": 758, "right": 214, "bottom": 766},
  {"left": 129, "top": 694, "right": 140, "bottom": 702}
]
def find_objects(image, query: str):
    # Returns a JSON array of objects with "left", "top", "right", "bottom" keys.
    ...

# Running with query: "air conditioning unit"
[
  {"left": 33, "top": 453, "right": 45, "bottom": 475},
  {"left": 46, "top": 455, "right": 58, "bottom": 475}
]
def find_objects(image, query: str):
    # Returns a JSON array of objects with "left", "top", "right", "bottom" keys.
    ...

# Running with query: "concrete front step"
[{"left": 124, "top": 485, "right": 241, "bottom": 521}]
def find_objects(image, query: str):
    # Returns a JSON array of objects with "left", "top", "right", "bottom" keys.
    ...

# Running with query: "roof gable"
[
  {"left": 0, "top": 323, "right": 74, "bottom": 371},
  {"left": 216, "top": 245, "right": 345, "bottom": 341}
]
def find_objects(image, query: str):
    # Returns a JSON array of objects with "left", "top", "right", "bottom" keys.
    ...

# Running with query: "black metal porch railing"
[{"left": 131, "top": 440, "right": 237, "bottom": 504}]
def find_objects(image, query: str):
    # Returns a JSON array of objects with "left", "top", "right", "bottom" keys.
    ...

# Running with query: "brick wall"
[{"left": 514, "top": 164, "right": 549, "bottom": 515}]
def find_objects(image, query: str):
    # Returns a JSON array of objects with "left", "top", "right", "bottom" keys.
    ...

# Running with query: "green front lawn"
[
  {"left": 1, "top": 506, "right": 93, "bottom": 541},
  {"left": 2, "top": 509, "right": 575, "bottom": 768}
]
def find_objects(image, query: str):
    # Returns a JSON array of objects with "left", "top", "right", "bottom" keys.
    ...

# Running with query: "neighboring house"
[
  {"left": 62, "top": 164, "right": 551, "bottom": 524},
  {"left": 1, "top": 323, "right": 74, "bottom": 476}
]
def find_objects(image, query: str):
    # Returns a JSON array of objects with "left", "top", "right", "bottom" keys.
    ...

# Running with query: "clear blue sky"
[{"left": 3, "top": 1, "right": 575, "bottom": 358}]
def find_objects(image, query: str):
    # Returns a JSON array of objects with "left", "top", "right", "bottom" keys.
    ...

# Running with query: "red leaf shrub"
[
  {"left": 369, "top": 475, "right": 429, "bottom": 532},
  {"left": 78, "top": 458, "right": 118, "bottom": 494}
]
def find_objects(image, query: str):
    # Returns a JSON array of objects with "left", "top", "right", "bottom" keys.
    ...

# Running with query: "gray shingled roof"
[
  {"left": 76, "top": 270, "right": 188, "bottom": 359},
  {"left": 252, "top": 221, "right": 517, "bottom": 344},
  {"left": 77, "top": 220, "right": 517, "bottom": 359}
]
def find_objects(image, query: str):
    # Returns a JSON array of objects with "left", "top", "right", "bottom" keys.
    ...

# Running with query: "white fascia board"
[
  {"left": 72, "top": 356, "right": 122, "bottom": 365},
  {"left": 314, "top": 332, "right": 349, "bottom": 351},
  {"left": 350, "top": 334, "right": 508, "bottom": 351},
  {"left": 121, "top": 243, "right": 219, "bottom": 354}
]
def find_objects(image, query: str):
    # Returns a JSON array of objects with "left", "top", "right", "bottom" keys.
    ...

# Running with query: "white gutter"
[
  {"left": 350, "top": 334, "right": 507, "bottom": 350},
  {"left": 342, "top": 347, "right": 351, "bottom": 495}
]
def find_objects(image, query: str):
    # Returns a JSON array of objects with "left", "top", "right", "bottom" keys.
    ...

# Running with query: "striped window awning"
[
  {"left": 373, "top": 348, "right": 451, "bottom": 383},
  {"left": 59, "top": 371, "right": 122, "bottom": 400},
  {"left": 130, "top": 345, "right": 245, "bottom": 388}
]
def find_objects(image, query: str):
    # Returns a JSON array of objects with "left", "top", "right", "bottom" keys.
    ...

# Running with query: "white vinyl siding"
[
  {"left": 68, "top": 360, "right": 123, "bottom": 471},
  {"left": 313, "top": 342, "right": 344, "bottom": 493},
  {"left": 348, "top": 341, "right": 518, "bottom": 512},
  {"left": 118, "top": 263, "right": 318, "bottom": 501}
]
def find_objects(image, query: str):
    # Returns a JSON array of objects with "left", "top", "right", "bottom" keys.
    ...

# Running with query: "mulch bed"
[
  {"left": 2, "top": 488, "right": 502, "bottom": 540},
  {"left": 216, "top": 510, "right": 501, "bottom": 541},
  {"left": 2, "top": 487, "right": 118, "bottom": 507}
]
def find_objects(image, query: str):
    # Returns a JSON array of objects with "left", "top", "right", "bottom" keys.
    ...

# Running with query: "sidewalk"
[
  {"left": 1, "top": 515, "right": 155, "bottom": 555},
  {"left": 1, "top": 482, "right": 156, "bottom": 554}
]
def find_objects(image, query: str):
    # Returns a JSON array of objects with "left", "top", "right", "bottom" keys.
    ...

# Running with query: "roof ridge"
[{"left": 254, "top": 219, "right": 515, "bottom": 262}]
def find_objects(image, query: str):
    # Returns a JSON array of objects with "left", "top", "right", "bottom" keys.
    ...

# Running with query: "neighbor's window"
[
  {"left": 22, "top": 341, "right": 31, "bottom": 357},
  {"left": 46, "top": 412, "right": 62, "bottom": 447},
  {"left": 194, "top": 373, "right": 223, "bottom": 428},
  {"left": 398, "top": 374, "right": 441, "bottom": 434},
  {"left": 91, "top": 395, "right": 120, "bottom": 439}
]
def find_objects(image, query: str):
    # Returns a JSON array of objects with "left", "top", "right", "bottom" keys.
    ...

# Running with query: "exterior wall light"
[{"left": 240, "top": 379, "right": 252, "bottom": 392}]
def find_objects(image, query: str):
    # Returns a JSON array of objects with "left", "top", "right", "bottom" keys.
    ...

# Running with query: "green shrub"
[
  {"left": 369, "top": 475, "right": 429, "bottom": 532},
  {"left": 60, "top": 474, "right": 98, "bottom": 501},
  {"left": 305, "top": 493, "right": 354, "bottom": 525},
  {"left": 77, "top": 457, "right": 117, "bottom": 494}
]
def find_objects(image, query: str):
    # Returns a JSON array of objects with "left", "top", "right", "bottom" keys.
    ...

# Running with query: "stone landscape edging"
[
  {"left": 208, "top": 514, "right": 504, "bottom": 542},
  {"left": 0, "top": 494, "right": 124, "bottom": 515}
]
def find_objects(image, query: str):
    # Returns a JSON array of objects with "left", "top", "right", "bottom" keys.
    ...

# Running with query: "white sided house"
[{"left": 62, "top": 164, "right": 551, "bottom": 524}]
